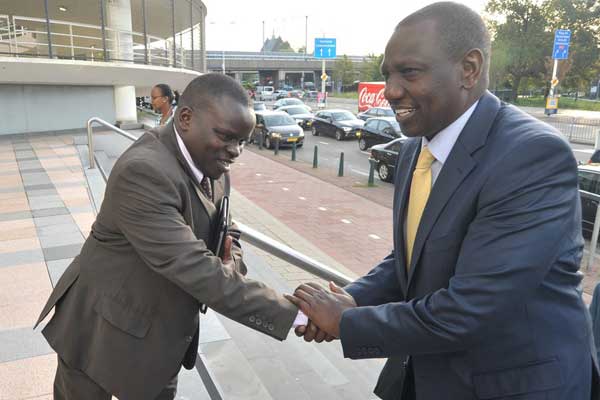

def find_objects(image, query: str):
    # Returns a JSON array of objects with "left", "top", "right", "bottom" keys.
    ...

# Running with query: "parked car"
[
  {"left": 274, "top": 90, "right": 289, "bottom": 100},
  {"left": 357, "top": 107, "right": 394, "bottom": 121},
  {"left": 252, "top": 101, "right": 267, "bottom": 111},
  {"left": 273, "top": 97, "right": 306, "bottom": 110},
  {"left": 290, "top": 89, "right": 305, "bottom": 99},
  {"left": 578, "top": 165, "right": 600, "bottom": 236},
  {"left": 355, "top": 117, "right": 404, "bottom": 150},
  {"left": 311, "top": 109, "right": 365, "bottom": 140},
  {"left": 370, "top": 138, "right": 406, "bottom": 182},
  {"left": 278, "top": 105, "right": 314, "bottom": 129},
  {"left": 253, "top": 111, "right": 304, "bottom": 149},
  {"left": 256, "top": 86, "right": 275, "bottom": 101}
]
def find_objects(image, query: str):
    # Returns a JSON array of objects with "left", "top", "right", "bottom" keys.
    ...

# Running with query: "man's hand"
[
  {"left": 285, "top": 281, "right": 357, "bottom": 338},
  {"left": 220, "top": 235, "right": 233, "bottom": 264},
  {"left": 295, "top": 320, "right": 336, "bottom": 343}
]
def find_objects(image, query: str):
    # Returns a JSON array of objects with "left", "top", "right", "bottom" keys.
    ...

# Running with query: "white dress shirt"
[
  {"left": 174, "top": 125, "right": 204, "bottom": 184},
  {"left": 422, "top": 100, "right": 479, "bottom": 186}
]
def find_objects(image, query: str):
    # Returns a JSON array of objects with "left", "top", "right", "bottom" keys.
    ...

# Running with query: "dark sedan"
[
  {"left": 253, "top": 111, "right": 305, "bottom": 149},
  {"left": 357, "top": 107, "right": 394, "bottom": 121},
  {"left": 311, "top": 109, "right": 365, "bottom": 140},
  {"left": 370, "top": 138, "right": 405, "bottom": 182},
  {"left": 578, "top": 165, "right": 600, "bottom": 236},
  {"left": 355, "top": 117, "right": 404, "bottom": 150},
  {"left": 277, "top": 105, "right": 314, "bottom": 129}
]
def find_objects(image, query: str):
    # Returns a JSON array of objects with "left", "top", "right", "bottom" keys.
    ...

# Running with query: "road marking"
[
  {"left": 268, "top": 180, "right": 274, "bottom": 183},
  {"left": 573, "top": 148, "right": 595, "bottom": 154},
  {"left": 369, "top": 234, "right": 381, "bottom": 240},
  {"left": 239, "top": 163, "right": 245, "bottom": 166},
  {"left": 319, "top": 141, "right": 329, "bottom": 145},
  {"left": 351, "top": 168, "right": 369, "bottom": 177},
  {"left": 283, "top": 187, "right": 289, "bottom": 191},
  {"left": 318, "top": 207, "right": 327, "bottom": 211},
  {"left": 299, "top": 196, "right": 306, "bottom": 200},
  {"left": 341, "top": 219, "right": 351, "bottom": 224},
  {"left": 255, "top": 173, "right": 262, "bottom": 176},
  {"left": 360, "top": 151, "right": 371, "bottom": 155}
]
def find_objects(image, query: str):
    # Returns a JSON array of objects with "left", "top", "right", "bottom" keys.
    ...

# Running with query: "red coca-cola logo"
[{"left": 358, "top": 86, "right": 389, "bottom": 111}]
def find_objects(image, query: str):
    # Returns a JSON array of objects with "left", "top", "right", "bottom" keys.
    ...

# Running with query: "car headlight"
[
  {"left": 342, "top": 127, "right": 352, "bottom": 132},
  {"left": 271, "top": 133, "right": 281, "bottom": 139},
  {"left": 356, "top": 130, "right": 361, "bottom": 137}
]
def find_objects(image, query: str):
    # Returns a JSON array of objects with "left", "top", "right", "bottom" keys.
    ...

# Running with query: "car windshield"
[
  {"left": 381, "top": 108, "right": 394, "bottom": 116},
  {"left": 389, "top": 120, "right": 402, "bottom": 132},
  {"left": 264, "top": 114, "right": 296, "bottom": 126},
  {"left": 286, "top": 99, "right": 302, "bottom": 105},
  {"left": 253, "top": 103, "right": 266, "bottom": 111},
  {"left": 285, "top": 107, "right": 310, "bottom": 115},
  {"left": 332, "top": 111, "right": 356, "bottom": 121}
]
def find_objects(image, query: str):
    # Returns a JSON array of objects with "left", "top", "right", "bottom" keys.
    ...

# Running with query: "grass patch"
[
  {"left": 513, "top": 96, "right": 600, "bottom": 112},
  {"left": 330, "top": 92, "right": 359, "bottom": 100}
]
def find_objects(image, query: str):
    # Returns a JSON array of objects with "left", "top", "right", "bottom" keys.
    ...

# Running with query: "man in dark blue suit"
[{"left": 287, "top": 2, "right": 600, "bottom": 399}]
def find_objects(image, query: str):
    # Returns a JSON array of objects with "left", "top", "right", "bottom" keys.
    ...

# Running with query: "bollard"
[
  {"left": 258, "top": 132, "right": 263, "bottom": 150},
  {"left": 291, "top": 142, "right": 297, "bottom": 161},
  {"left": 274, "top": 138, "right": 279, "bottom": 155},
  {"left": 313, "top": 145, "right": 318, "bottom": 168},
  {"left": 338, "top": 152, "right": 344, "bottom": 177},
  {"left": 368, "top": 159, "right": 376, "bottom": 187}
]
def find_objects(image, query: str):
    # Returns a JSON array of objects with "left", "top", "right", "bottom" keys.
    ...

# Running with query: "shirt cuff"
[{"left": 292, "top": 311, "right": 308, "bottom": 328}]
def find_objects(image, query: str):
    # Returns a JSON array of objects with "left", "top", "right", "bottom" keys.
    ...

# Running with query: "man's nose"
[
  {"left": 384, "top": 79, "right": 405, "bottom": 102},
  {"left": 226, "top": 142, "right": 242, "bottom": 158}
]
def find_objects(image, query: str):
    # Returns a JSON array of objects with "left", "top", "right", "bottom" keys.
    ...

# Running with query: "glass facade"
[{"left": 0, "top": 0, "right": 205, "bottom": 71}]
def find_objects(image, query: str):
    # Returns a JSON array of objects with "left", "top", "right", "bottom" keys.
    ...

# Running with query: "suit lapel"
[
  {"left": 393, "top": 139, "right": 420, "bottom": 297},
  {"left": 406, "top": 92, "right": 502, "bottom": 288}
]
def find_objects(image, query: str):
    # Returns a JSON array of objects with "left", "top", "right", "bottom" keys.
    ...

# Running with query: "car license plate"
[{"left": 288, "top": 138, "right": 298, "bottom": 143}]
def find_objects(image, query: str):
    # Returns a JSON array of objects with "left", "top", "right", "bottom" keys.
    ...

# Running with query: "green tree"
[
  {"left": 486, "top": 0, "right": 552, "bottom": 100},
  {"left": 333, "top": 55, "right": 356, "bottom": 90},
  {"left": 261, "top": 36, "right": 295, "bottom": 52},
  {"left": 360, "top": 53, "right": 384, "bottom": 82}
]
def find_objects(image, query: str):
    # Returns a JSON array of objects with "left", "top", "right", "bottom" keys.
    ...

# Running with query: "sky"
[{"left": 203, "top": 0, "right": 489, "bottom": 56}]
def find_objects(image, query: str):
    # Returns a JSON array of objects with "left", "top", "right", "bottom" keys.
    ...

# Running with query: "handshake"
[{"left": 285, "top": 281, "right": 357, "bottom": 342}]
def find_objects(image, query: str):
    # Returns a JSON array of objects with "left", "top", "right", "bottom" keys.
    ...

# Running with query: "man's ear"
[
  {"left": 461, "top": 48, "right": 484, "bottom": 90},
  {"left": 177, "top": 106, "right": 193, "bottom": 131}
]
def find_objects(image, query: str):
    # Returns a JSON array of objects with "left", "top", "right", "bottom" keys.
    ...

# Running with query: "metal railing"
[
  {"left": 544, "top": 116, "right": 600, "bottom": 145},
  {"left": 206, "top": 50, "right": 365, "bottom": 63},
  {"left": 0, "top": 14, "right": 198, "bottom": 68}
]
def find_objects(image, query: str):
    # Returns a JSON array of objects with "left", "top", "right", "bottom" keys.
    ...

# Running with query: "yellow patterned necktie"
[{"left": 406, "top": 146, "right": 436, "bottom": 268}]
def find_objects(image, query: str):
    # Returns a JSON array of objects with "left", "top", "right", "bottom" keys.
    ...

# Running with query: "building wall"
[{"left": 0, "top": 85, "right": 115, "bottom": 135}]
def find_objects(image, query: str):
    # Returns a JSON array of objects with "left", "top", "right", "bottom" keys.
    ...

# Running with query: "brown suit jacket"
[{"left": 35, "top": 123, "right": 297, "bottom": 400}]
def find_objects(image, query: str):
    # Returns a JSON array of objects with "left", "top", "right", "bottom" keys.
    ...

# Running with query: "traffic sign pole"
[
  {"left": 321, "top": 59, "right": 326, "bottom": 106},
  {"left": 546, "top": 29, "right": 571, "bottom": 116},
  {"left": 549, "top": 59, "right": 558, "bottom": 98}
]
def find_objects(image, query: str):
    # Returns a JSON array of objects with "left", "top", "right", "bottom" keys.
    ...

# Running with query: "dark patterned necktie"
[{"left": 200, "top": 176, "right": 212, "bottom": 199}]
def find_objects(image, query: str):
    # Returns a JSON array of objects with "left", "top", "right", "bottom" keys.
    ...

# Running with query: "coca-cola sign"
[{"left": 358, "top": 82, "right": 389, "bottom": 112}]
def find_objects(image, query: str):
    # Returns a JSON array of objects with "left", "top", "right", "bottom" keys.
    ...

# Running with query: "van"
[{"left": 258, "top": 86, "right": 275, "bottom": 101}]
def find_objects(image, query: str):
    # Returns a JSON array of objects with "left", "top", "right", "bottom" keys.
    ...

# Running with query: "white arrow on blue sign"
[
  {"left": 314, "top": 38, "right": 336, "bottom": 59},
  {"left": 552, "top": 29, "right": 571, "bottom": 60}
]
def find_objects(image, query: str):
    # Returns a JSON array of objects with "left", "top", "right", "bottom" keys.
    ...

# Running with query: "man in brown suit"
[{"left": 35, "top": 74, "right": 299, "bottom": 399}]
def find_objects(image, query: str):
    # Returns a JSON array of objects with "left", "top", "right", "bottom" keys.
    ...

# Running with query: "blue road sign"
[
  {"left": 552, "top": 29, "right": 571, "bottom": 60},
  {"left": 314, "top": 38, "right": 336, "bottom": 59}
]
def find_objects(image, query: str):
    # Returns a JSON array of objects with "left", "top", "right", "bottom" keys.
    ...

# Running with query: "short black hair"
[
  {"left": 398, "top": 2, "right": 491, "bottom": 67},
  {"left": 154, "top": 83, "right": 178, "bottom": 104},
  {"left": 178, "top": 73, "right": 250, "bottom": 111}
]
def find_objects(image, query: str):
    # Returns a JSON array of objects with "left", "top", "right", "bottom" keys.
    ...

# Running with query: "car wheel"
[
  {"left": 358, "top": 138, "right": 368, "bottom": 151},
  {"left": 378, "top": 163, "right": 392, "bottom": 182},
  {"left": 335, "top": 129, "right": 344, "bottom": 141},
  {"left": 265, "top": 136, "right": 272, "bottom": 149},
  {"left": 311, "top": 126, "right": 319, "bottom": 136}
]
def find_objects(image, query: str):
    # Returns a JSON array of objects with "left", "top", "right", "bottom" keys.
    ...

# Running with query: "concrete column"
[
  {"left": 234, "top": 72, "right": 242, "bottom": 82},
  {"left": 105, "top": 0, "right": 136, "bottom": 124},
  {"left": 114, "top": 85, "right": 137, "bottom": 124},
  {"left": 278, "top": 70, "right": 286, "bottom": 87},
  {"left": 105, "top": 0, "right": 134, "bottom": 62}
]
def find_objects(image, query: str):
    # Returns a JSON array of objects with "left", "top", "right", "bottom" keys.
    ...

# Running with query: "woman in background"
[{"left": 151, "top": 83, "right": 179, "bottom": 126}]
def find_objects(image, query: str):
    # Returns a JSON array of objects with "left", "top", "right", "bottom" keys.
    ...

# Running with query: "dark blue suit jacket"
[{"left": 340, "top": 92, "right": 600, "bottom": 399}]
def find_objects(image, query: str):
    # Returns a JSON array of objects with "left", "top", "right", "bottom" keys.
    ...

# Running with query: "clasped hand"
[{"left": 285, "top": 281, "right": 357, "bottom": 341}]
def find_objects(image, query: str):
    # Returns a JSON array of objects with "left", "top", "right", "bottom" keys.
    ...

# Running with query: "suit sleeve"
[
  {"left": 340, "top": 133, "right": 581, "bottom": 358},
  {"left": 114, "top": 160, "right": 297, "bottom": 340},
  {"left": 345, "top": 252, "right": 404, "bottom": 306}
]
